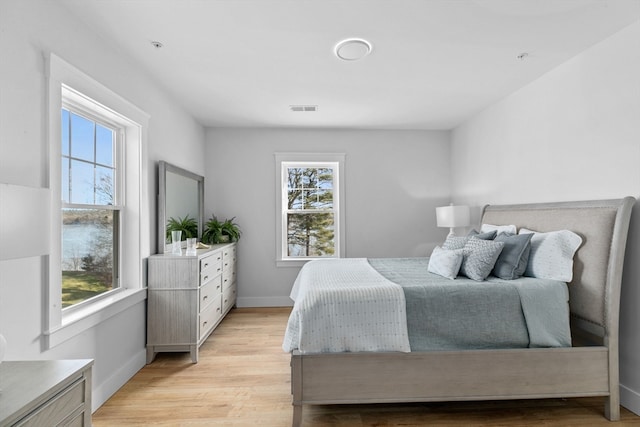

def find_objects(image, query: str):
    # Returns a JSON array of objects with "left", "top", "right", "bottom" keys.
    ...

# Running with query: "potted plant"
[
  {"left": 202, "top": 215, "right": 241, "bottom": 244},
  {"left": 220, "top": 217, "right": 241, "bottom": 242},
  {"left": 166, "top": 215, "right": 198, "bottom": 241}
]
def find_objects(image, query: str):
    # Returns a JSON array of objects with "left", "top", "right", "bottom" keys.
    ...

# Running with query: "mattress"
[{"left": 283, "top": 257, "right": 571, "bottom": 354}]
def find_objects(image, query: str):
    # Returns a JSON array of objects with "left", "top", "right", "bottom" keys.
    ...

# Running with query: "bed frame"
[{"left": 289, "top": 197, "right": 635, "bottom": 426}]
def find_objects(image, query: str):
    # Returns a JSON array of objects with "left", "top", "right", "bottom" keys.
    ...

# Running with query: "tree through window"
[
  {"left": 276, "top": 153, "right": 345, "bottom": 265},
  {"left": 286, "top": 166, "right": 335, "bottom": 257},
  {"left": 61, "top": 106, "right": 120, "bottom": 307}
]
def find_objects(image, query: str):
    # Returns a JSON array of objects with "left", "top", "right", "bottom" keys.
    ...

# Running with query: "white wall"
[
  {"left": 204, "top": 128, "right": 451, "bottom": 306},
  {"left": 0, "top": 0, "right": 205, "bottom": 409},
  {"left": 451, "top": 22, "right": 640, "bottom": 414}
]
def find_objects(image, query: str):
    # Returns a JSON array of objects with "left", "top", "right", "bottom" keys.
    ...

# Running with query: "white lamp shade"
[{"left": 436, "top": 205, "right": 470, "bottom": 228}]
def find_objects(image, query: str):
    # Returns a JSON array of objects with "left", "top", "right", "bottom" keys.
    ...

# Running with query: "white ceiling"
[{"left": 59, "top": 0, "right": 640, "bottom": 130}]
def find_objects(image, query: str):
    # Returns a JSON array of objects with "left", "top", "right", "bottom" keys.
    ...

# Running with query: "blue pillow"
[
  {"left": 467, "top": 229, "right": 498, "bottom": 240},
  {"left": 492, "top": 232, "right": 533, "bottom": 280}
]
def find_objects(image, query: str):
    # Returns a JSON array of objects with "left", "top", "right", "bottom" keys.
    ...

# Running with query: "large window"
[
  {"left": 60, "top": 106, "right": 121, "bottom": 308},
  {"left": 47, "top": 53, "right": 148, "bottom": 347},
  {"left": 275, "top": 153, "right": 345, "bottom": 266}
]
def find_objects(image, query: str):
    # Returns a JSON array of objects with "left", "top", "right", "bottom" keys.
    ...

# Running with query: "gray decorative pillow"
[
  {"left": 492, "top": 232, "right": 533, "bottom": 280},
  {"left": 428, "top": 246, "right": 464, "bottom": 280},
  {"left": 460, "top": 237, "right": 505, "bottom": 281},
  {"left": 467, "top": 229, "right": 497, "bottom": 240},
  {"left": 443, "top": 230, "right": 496, "bottom": 252},
  {"left": 442, "top": 235, "right": 468, "bottom": 250}
]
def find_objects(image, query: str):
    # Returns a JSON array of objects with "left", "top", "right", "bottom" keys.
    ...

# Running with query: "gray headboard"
[{"left": 481, "top": 197, "right": 634, "bottom": 340}]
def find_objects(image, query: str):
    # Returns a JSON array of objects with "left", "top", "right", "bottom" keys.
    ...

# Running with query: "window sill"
[{"left": 45, "top": 288, "right": 147, "bottom": 348}]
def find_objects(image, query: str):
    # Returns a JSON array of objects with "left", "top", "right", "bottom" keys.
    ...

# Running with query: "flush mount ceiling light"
[
  {"left": 334, "top": 38, "right": 372, "bottom": 61},
  {"left": 150, "top": 41, "right": 164, "bottom": 49}
]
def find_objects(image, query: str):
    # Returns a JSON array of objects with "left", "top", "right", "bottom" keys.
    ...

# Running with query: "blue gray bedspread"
[{"left": 369, "top": 258, "right": 571, "bottom": 350}]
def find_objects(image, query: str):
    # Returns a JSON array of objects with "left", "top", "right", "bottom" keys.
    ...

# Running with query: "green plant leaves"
[
  {"left": 202, "top": 215, "right": 241, "bottom": 244},
  {"left": 166, "top": 215, "right": 198, "bottom": 240}
]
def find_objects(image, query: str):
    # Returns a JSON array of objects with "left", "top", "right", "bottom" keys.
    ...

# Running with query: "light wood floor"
[{"left": 93, "top": 307, "right": 640, "bottom": 426}]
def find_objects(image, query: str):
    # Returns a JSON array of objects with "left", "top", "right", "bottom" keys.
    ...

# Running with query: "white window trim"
[
  {"left": 46, "top": 53, "right": 150, "bottom": 348},
  {"left": 275, "top": 152, "right": 346, "bottom": 267}
]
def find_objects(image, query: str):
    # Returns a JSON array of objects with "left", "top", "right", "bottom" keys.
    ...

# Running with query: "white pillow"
[
  {"left": 481, "top": 223, "right": 517, "bottom": 235},
  {"left": 428, "top": 246, "right": 464, "bottom": 280},
  {"left": 518, "top": 228, "right": 583, "bottom": 282}
]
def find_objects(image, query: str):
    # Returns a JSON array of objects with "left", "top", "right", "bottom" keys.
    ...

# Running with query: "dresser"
[
  {"left": 0, "top": 359, "right": 93, "bottom": 427},
  {"left": 146, "top": 242, "right": 237, "bottom": 363}
]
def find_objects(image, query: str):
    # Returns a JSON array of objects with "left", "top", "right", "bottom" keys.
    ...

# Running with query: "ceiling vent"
[{"left": 290, "top": 105, "right": 318, "bottom": 112}]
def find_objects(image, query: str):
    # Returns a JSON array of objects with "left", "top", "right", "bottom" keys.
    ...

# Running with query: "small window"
[
  {"left": 60, "top": 106, "right": 121, "bottom": 308},
  {"left": 275, "top": 153, "right": 345, "bottom": 266}
]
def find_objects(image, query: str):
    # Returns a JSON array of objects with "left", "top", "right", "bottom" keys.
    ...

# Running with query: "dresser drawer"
[
  {"left": 200, "top": 255, "right": 222, "bottom": 285},
  {"left": 199, "top": 251, "right": 220, "bottom": 272},
  {"left": 199, "top": 276, "right": 222, "bottom": 311},
  {"left": 199, "top": 295, "right": 222, "bottom": 340},
  {"left": 222, "top": 268, "right": 234, "bottom": 291},
  {"left": 222, "top": 246, "right": 235, "bottom": 270},
  {"left": 222, "top": 244, "right": 236, "bottom": 261},
  {"left": 223, "top": 284, "right": 237, "bottom": 314},
  {"left": 222, "top": 256, "right": 235, "bottom": 270},
  {"left": 15, "top": 377, "right": 86, "bottom": 426}
]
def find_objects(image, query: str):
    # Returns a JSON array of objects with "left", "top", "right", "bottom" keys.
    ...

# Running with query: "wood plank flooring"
[{"left": 93, "top": 307, "right": 640, "bottom": 426}]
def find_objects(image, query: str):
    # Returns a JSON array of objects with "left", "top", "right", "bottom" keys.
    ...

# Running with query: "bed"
[{"left": 284, "top": 197, "right": 635, "bottom": 426}]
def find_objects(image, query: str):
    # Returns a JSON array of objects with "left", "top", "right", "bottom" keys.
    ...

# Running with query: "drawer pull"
[
  {"left": 217, "top": 268, "right": 222, "bottom": 273},
  {"left": 203, "top": 321, "right": 208, "bottom": 326},
  {"left": 217, "top": 285, "right": 221, "bottom": 290},
  {"left": 203, "top": 295, "right": 208, "bottom": 300},
  {"left": 203, "top": 275, "right": 209, "bottom": 281},
  {"left": 203, "top": 262, "right": 209, "bottom": 268}
]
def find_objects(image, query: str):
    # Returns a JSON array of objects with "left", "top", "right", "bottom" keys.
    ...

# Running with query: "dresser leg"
[
  {"left": 146, "top": 346, "right": 157, "bottom": 364},
  {"left": 292, "top": 404, "right": 302, "bottom": 427},
  {"left": 190, "top": 345, "right": 198, "bottom": 363}
]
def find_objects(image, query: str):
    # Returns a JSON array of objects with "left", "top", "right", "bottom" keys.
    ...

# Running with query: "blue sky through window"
[{"left": 62, "top": 108, "right": 115, "bottom": 205}]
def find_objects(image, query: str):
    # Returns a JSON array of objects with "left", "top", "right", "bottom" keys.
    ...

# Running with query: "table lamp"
[{"left": 436, "top": 204, "right": 470, "bottom": 237}]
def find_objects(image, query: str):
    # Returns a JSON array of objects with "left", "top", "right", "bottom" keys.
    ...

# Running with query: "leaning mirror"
[{"left": 157, "top": 161, "right": 204, "bottom": 253}]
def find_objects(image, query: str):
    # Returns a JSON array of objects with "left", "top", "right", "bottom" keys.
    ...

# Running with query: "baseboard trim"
[
  {"left": 621, "top": 383, "right": 640, "bottom": 416},
  {"left": 92, "top": 348, "right": 147, "bottom": 412},
  {"left": 236, "top": 296, "right": 293, "bottom": 308}
]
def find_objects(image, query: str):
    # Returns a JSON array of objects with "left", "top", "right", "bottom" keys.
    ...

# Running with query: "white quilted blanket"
[{"left": 282, "top": 258, "right": 411, "bottom": 354}]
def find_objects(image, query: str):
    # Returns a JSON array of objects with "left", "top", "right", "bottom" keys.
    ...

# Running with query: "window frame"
[
  {"left": 275, "top": 153, "right": 346, "bottom": 267},
  {"left": 46, "top": 53, "right": 149, "bottom": 348},
  {"left": 60, "top": 100, "right": 123, "bottom": 310}
]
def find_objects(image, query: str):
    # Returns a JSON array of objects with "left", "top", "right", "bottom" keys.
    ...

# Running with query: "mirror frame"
[{"left": 157, "top": 160, "right": 204, "bottom": 254}]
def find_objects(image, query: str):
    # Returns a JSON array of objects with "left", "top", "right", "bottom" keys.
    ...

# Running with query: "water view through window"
[{"left": 61, "top": 107, "right": 118, "bottom": 307}]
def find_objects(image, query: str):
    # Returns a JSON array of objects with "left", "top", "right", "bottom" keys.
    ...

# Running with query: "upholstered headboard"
[{"left": 481, "top": 197, "right": 634, "bottom": 340}]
